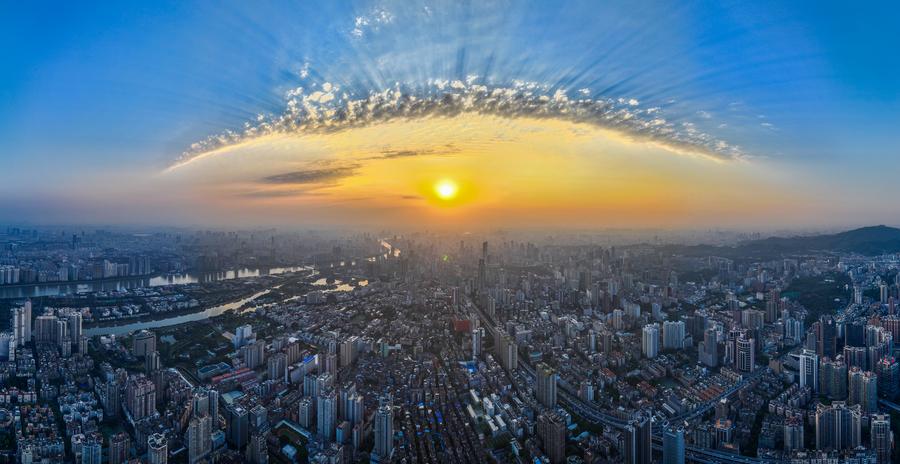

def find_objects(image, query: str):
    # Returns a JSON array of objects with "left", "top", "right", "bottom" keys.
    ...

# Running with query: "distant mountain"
[{"left": 664, "top": 225, "right": 900, "bottom": 259}]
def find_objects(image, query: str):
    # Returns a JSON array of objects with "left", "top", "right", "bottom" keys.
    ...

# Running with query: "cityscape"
[{"left": 3, "top": 1, "right": 900, "bottom": 464}]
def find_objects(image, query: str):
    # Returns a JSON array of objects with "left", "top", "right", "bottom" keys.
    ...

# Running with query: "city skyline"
[{"left": 3, "top": 1, "right": 900, "bottom": 228}]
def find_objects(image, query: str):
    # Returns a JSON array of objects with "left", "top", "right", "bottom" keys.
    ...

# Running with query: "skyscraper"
[
  {"left": 817, "top": 316, "right": 836, "bottom": 359},
  {"left": 188, "top": 415, "right": 213, "bottom": 464},
  {"left": 848, "top": 367, "right": 878, "bottom": 414},
  {"left": 736, "top": 335, "right": 754, "bottom": 373},
  {"left": 799, "top": 349, "right": 819, "bottom": 393},
  {"left": 132, "top": 330, "right": 156, "bottom": 357},
  {"left": 870, "top": 414, "right": 893, "bottom": 464},
  {"left": 226, "top": 404, "right": 249, "bottom": 450},
  {"left": 642, "top": 323, "right": 659, "bottom": 359},
  {"left": 815, "top": 402, "right": 861, "bottom": 451},
  {"left": 108, "top": 432, "right": 130, "bottom": 464},
  {"left": 535, "top": 362, "right": 558, "bottom": 408},
  {"left": 783, "top": 416, "right": 804, "bottom": 451},
  {"left": 81, "top": 434, "right": 103, "bottom": 464},
  {"left": 624, "top": 414, "right": 652, "bottom": 464},
  {"left": 662, "top": 424, "right": 685, "bottom": 464},
  {"left": 147, "top": 433, "right": 168, "bottom": 464},
  {"left": 699, "top": 327, "right": 718, "bottom": 367},
  {"left": 663, "top": 320, "right": 685, "bottom": 350},
  {"left": 537, "top": 411, "right": 566, "bottom": 464},
  {"left": 373, "top": 397, "right": 394, "bottom": 460},
  {"left": 877, "top": 357, "right": 900, "bottom": 400},
  {"left": 317, "top": 388, "right": 337, "bottom": 443}
]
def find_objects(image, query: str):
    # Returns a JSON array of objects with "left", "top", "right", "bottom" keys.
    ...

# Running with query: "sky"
[{"left": 2, "top": 1, "right": 899, "bottom": 230}]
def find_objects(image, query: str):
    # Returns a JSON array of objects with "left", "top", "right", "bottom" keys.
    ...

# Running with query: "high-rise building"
[
  {"left": 241, "top": 341, "right": 266, "bottom": 369},
  {"left": 147, "top": 433, "right": 168, "bottom": 464},
  {"left": 736, "top": 335, "right": 754, "bottom": 373},
  {"left": 662, "top": 424, "right": 685, "bottom": 464},
  {"left": 145, "top": 350, "right": 161, "bottom": 374},
  {"left": 699, "top": 327, "right": 718, "bottom": 367},
  {"left": 624, "top": 414, "right": 652, "bottom": 464},
  {"left": 234, "top": 324, "right": 253, "bottom": 349},
  {"left": 877, "top": 357, "right": 900, "bottom": 400},
  {"left": 537, "top": 411, "right": 566, "bottom": 464},
  {"left": 108, "top": 432, "right": 130, "bottom": 464},
  {"left": 642, "top": 323, "right": 659, "bottom": 359},
  {"left": 246, "top": 432, "right": 269, "bottom": 464},
  {"left": 870, "top": 414, "right": 893, "bottom": 464},
  {"left": 783, "top": 416, "right": 804, "bottom": 451},
  {"left": 226, "top": 404, "right": 249, "bottom": 450},
  {"left": 267, "top": 352, "right": 287, "bottom": 382},
  {"left": 814, "top": 402, "right": 861, "bottom": 451},
  {"left": 819, "top": 357, "right": 847, "bottom": 400},
  {"left": 125, "top": 376, "right": 156, "bottom": 421},
  {"left": 188, "top": 415, "right": 213, "bottom": 464},
  {"left": 341, "top": 336, "right": 359, "bottom": 367},
  {"left": 373, "top": 397, "right": 394, "bottom": 460},
  {"left": 299, "top": 398, "right": 315, "bottom": 429},
  {"left": 317, "top": 389, "right": 337, "bottom": 443},
  {"left": 817, "top": 316, "right": 837, "bottom": 359},
  {"left": 799, "top": 349, "right": 819, "bottom": 393},
  {"left": 11, "top": 307, "right": 26, "bottom": 347},
  {"left": 132, "top": 330, "right": 156, "bottom": 357},
  {"left": 535, "top": 362, "right": 558, "bottom": 408},
  {"left": 23, "top": 300, "right": 32, "bottom": 344},
  {"left": 848, "top": 368, "right": 878, "bottom": 414},
  {"left": 81, "top": 434, "right": 103, "bottom": 464},
  {"left": 208, "top": 388, "right": 220, "bottom": 423},
  {"left": 663, "top": 320, "right": 686, "bottom": 350},
  {"left": 67, "top": 312, "right": 82, "bottom": 350}
]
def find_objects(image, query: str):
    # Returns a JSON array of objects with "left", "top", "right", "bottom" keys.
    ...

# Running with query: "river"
[{"left": 0, "top": 266, "right": 310, "bottom": 300}]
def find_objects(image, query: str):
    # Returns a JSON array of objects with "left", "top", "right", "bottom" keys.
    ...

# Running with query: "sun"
[{"left": 434, "top": 179, "right": 459, "bottom": 200}]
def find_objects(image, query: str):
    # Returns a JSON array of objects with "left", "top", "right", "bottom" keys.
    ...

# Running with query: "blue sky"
[{"left": 2, "top": 1, "right": 899, "bottom": 227}]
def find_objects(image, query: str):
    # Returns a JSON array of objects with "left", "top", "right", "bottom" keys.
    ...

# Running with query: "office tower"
[
  {"left": 535, "top": 362, "right": 558, "bottom": 408},
  {"left": 736, "top": 335, "right": 754, "bottom": 373},
  {"left": 817, "top": 316, "right": 837, "bottom": 358},
  {"left": 132, "top": 330, "right": 156, "bottom": 357},
  {"left": 145, "top": 350, "right": 161, "bottom": 374},
  {"left": 814, "top": 402, "right": 861, "bottom": 451},
  {"left": 537, "top": 412, "right": 566, "bottom": 464},
  {"left": 783, "top": 416, "right": 804, "bottom": 451},
  {"left": 642, "top": 323, "right": 659, "bottom": 359},
  {"left": 877, "top": 357, "right": 900, "bottom": 400},
  {"left": 226, "top": 405, "right": 250, "bottom": 450},
  {"left": 799, "top": 349, "right": 819, "bottom": 393},
  {"left": 234, "top": 324, "right": 253, "bottom": 349},
  {"left": 268, "top": 352, "right": 287, "bottom": 382},
  {"left": 108, "top": 432, "right": 130, "bottom": 464},
  {"left": 663, "top": 320, "right": 685, "bottom": 350},
  {"left": 317, "top": 389, "right": 337, "bottom": 443},
  {"left": 663, "top": 424, "right": 685, "bottom": 464},
  {"left": 624, "top": 414, "right": 652, "bottom": 464},
  {"left": 870, "top": 414, "right": 893, "bottom": 464},
  {"left": 81, "top": 435, "right": 102, "bottom": 464},
  {"left": 373, "top": 397, "right": 394, "bottom": 460},
  {"left": 125, "top": 376, "right": 156, "bottom": 420},
  {"left": 699, "top": 327, "right": 718, "bottom": 367},
  {"left": 848, "top": 368, "right": 878, "bottom": 414},
  {"left": 188, "top": 415, "right": 213, "bottom": 464},
  {"left": 147, "top": 433, "right": 168, "bottom": 464}
]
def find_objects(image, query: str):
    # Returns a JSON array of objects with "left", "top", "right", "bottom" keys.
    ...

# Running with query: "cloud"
[
  {"left": 351, "top": 7, "right": 394, "bottom": 38},
  {"left": 259, "top": 165, "right": 359, "bottom": 184},
  {"left": 171, "top": 79, "right": 746, "bottom": 170}
]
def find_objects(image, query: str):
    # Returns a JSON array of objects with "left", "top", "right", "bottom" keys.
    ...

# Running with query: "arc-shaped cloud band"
[{"left": 169, "top": 79, "right": 744, "bottom": 171}]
